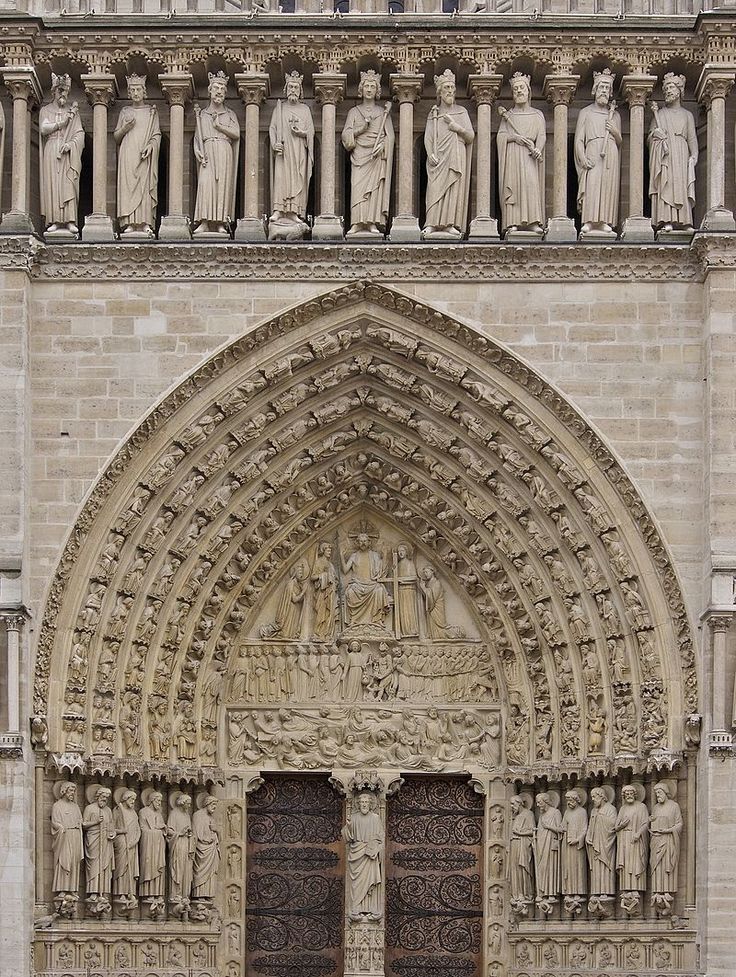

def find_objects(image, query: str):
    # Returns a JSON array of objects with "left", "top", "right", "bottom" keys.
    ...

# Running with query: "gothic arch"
[{"left": 33, "top": 280, "right": 697, "bottom": 781}]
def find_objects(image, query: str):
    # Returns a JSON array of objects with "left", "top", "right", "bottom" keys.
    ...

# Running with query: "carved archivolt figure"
[
  {"left": 341, "top": 70, "right": 394, "bottom": 237},
  {"left": 82, "top": 785, "right": 118, "bottom": 910},
  {"left": 168, "top": 791, "right": 195, "bottom": 914},
  {"left": 311, "top": 541, "right": 339, "bottom": 639},
  {"left": 39, "top": 73, "right": 84, "bottom": 236},
  {"left": 114, "top": 74, "right": 161, "bottom": 237},
  {"left": 497, "top": 73, "right": 546, "bottom": 233},
  {"left": 112, "top": 788, "right": 141, "bottom": 908},
  {"left": 51, "top": 781, "right": 84, "bottom": 902},
  {"left": 614, "top": 784, "right": 649, "bottom": 892},
  {"left": 648, "top": 73, "right": 698, "bottom": 230},
  {"left": 649, "top": 781, "right": 682, "bottom": 908},
  {"left": 192, "top": 794, "right": 221, "bottom": 900},
  {"left": 269, "top": 71, "right": 314, "bottom": 239},
  {"left": 586, "top": 786, "right": 617, "bottom": 896},
  {"left": 534, "top": 791, "right": 563, "bottom": 904},
  {"left": 138, "top": 789, "right": 167, "bottom": 903},
  {"left": 193, "top": 72, "right": 240, "bottom": 236},
  {"left": 561, "top": 788, "right": 588, "bottom": 899},
  {"left": 342, "top": 792, "right": 384, "bottom": 921},
  {"left": 574, "top": 69, "right": 622, "bottom": 235},
  {"left": 509, "top": 794, "right": 535, "bottom": 903},
  {"left": 423, "top": 69, "right": 474, "bottom": 239}
]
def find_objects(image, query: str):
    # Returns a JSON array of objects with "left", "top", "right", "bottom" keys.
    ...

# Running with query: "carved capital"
[
  {"left": 390, "top": 73, "right": 423, "bottom": 104},
  {"left": 468, "top": 73, "right": 503, "bottom": 106},
  {"left": 314, "top": 72, "right": 347, "bottom": 106},
  {"left": 621, "top": 74, "right": 657, "bottom": 108},
  {"left": 159, "top": 72, "right": 194, "bottom": 107},
  {"left": 696, "top": 68, "right": 735, "bottom": 108},
  {"left": 1, "top": 613, "right": 24, "bottom": 634},
  {"left": 81, "top": 73, "right": 118, "bottom": 109},
  {"left": 543, "top": 73, "right": 580, "bottom": 107},
  {"left": 234, "top": 72, "right": 270, "bottom": 106},
  {"left": 706, "top": 610, "right": 734, "bottom": 635},
  {"left": 1, "top": 67, "right": 41, "bottom": 106}
]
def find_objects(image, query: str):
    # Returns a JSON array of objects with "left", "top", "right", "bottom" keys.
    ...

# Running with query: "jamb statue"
[
  {"left": 268, "top": 71, "right": 314, "bottom": 241},
  {"left": 193, "top": 72, "right": 240, "bottom": 237},
  {"left": 39, "top": 73, "right": 84, "bottom": 238},
  {"left": 114, "top": 73, "right": 161, "bottom": 238},
  {"left": 50, "top": 781, "right": 84, "bottom": 918}
]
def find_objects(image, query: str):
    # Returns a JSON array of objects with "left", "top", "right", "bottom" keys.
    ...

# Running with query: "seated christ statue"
[{"left": 341, "top": 533, "right": 391, "bottom": 627}]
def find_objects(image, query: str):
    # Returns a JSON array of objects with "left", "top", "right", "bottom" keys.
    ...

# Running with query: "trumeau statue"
[
  {"left": 114, "top": 74, "right": 161, "bottom": 238},
  {"left": 497, "top": 73, "right": 546, "bottom": 235},
  {"left": 167, "top": 791, "right": 195, "bottom": 917},
  {"left": 342, "top": 792, "right": 384, "bottom": 921},
  {"left": 423, "top": 69, "right": 474, "bottom": 239},
  {"left": 82, "top": 785, "right": 118, "bottom": 914},
  {"left": 586, "top": 785, "right": 617, "bottom": 898},
  {"left": 193, "top": 72, "right": 240, "bottom": 237},
  {"left": 51, "top": 781, "right": 83, "bottom": 913},
  {"left": 574, "top": 69, "right": 622, "bottom": 237},
  {"left": 509, "top": 794, "right": 535, "bottom": 905},
  {"left": 341, "top": 70, "right": 394, "bottom": 238},
  {"left": 648, "top": 73, "right": 698, "bottom": 231},
  {"left": 112, "top": 788, "right": 141, "bottom": 910},
  {"left": 138, "top": 788, "right": 167, "bottom": 911},
  {"left": 39, "top": 73, "right": 84, "bottom": 238},
  {"left": 268, "top": 71, "right": 314, "bottom": 241},
  {"left": 649, "top": 781, "right": 682, "bottom": 913}
]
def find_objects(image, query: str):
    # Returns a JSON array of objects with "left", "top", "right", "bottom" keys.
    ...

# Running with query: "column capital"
[
  {"left": 159, "top": 72, "right": 194, "bottom": 107},
  {"left": 543, "top": 73, "right": 580, "bottom": 107},
  {"left": 1, "top": 66, "right": 41, "bottom": 106},
  {"left": 620, "top": 74, "right": 657, "bottom": 107},
  {"left": 390, "top": 73, "right": 423, "bottom": 104},
  {"left": 313, "top": 72, "right": 347, "bottom": 106},
  {"left": 81, "top": 72, "right": 118, "bottom": 108},
  {"left": 0, "top": 612, "right": 25, "bottom": 633},
  {"left": 234, "top": 72, "right": 270, "bottom": 106},
  {"left": 695, "top": 67, "right": 735, "bottom": 107},
  {"left": 467, "top": 73, "right": 503, "bottom": 105},
  {"left": 706, "top": 610, "right": 734, "bottom": 635}
]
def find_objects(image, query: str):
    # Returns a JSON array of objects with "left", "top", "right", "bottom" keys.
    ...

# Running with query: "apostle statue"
[
  {"left": 50, "top": 781, "right": 83, "bottom": 915},
  {"left": 585, "top": 786, "right": 617, "bottom": 898},
  {"left": 649, "top": 781, "right": 683, "bottom": 914},
  {"left": 509, "top": 794, "right": 535, "bottom": 905},
  {"left": 114, "top": 73, "right": 161, "bottom": 238},
  {"left": 341, "top": 70, "right": 394, "bottom": 237},
  {"left": 342, "top": 792, "right": 384, "bottom": 920},
  {"left": 112, "top": 788, "right": 141, "bottom": 910},
  {"left": 648, "top": 73, "right": 698, "bottom": 231},
  {"left": 167, "top": 790, "right": 195, "bottom": 917},
  {"left": 192, "top": 794, "right": 221, "bottom": 901},
  {"left": 394, "top": 542, "right": 419, "bottom": 638},
  {"left": 340, "top": 530, "right": 391, "bottom": 628},
  {"left": 268, "top": 71, "right": 314, "bottom": 240},
  {"left": 574, "top": 69, "right": 622, "bottom": 236},
  {"left": 311, "top": 541, "right": 339, "bottom": 639},
  {"left": 497, "top": 73, "right": 546, "bottom": 235},
  {"left": 534, "top": 791, "right": 563, "bottom": 911},
  {"left": 614, "top": 784, "right": 649, "bottom": 898},
  {"left": 561, "top": 788, "right": 588, "bottom": 909},
  {"left": 193, "top": 71, "right": 240, "bottom": 237},
  {"left": 39, "top": 73, "right": 84, "bottom": 237},
  {"left": 82, "top": 785, "right": 118, "bottom": 914},
  {"left": 422, "top": 69, "right": 474, "bottom": 239},
  {"left": 138, "top": 788, "right": 167, "bottom": 915}
]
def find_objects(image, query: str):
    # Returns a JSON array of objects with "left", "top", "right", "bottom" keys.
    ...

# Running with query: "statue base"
[
  {"left": 0, "top": 209, "right": 37, "bottom": 235},
  {"left": 544, "top": 216, "right": 577, "bottom": 243},
  {"left": 388, "top": 215, "right": 421, "bottom": 242},
  {"left": 312, "top": 215, "right": 344, "bottom": 241},
  {"left": 81, "top": 214, "right": 116, "bottom": 242},
  {"left": 347, "top": 228, "right": 385, "bottom": 242},
  {"left": 656, "top": 226, "right": 694, "bottom": 243},
  {"left": 422, "top": 226, "right": 463, "bottom": 241},
  {"left": 579, "top": 226, "right": 618, "bottom": 242},
  {"left": 268, "top": 218, "right": 309, "bottom": 242},
  {"left": 505, "top": 225, "right": 544, "bottom": 242},
  {"left": 700, "top": 206, "right": 736, "bottom": 232},
  {"left": 120, "top": 225, "right": 156, "bottom": 241},
  {"left": 620, "top": 216, "right": 654, "bottom": 242},
  {"left": 44, "top": 225, "right": 78, "bottom": 241},
  {"left": 234, "top": 217, "right": 267, "bottom": 242},
  {"left": 159, "top": 215, "right": 193, "bottom": 241},
  {"left": 467, "top": 216, "right": 500, "bottom": 241}
]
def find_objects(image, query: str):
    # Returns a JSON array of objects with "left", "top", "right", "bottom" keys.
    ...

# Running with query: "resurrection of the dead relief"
[{"left": 32, "top": 285, "right": 700, "bottom": 976}]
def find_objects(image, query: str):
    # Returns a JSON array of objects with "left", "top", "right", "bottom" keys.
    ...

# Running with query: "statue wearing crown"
[
  {"left": 114, "top": 73, "right": 161, "bottom": 238},
  {"left": 423, "top": 69, "right": 474, "bottom": 239},
  {"left": 648, "top": 73, "right": 698, "bottom": 231},
  {"left": 497, "top": 73, "right": 546, "bottom": 236},
  {"left": 193, "top": 72, "right": 240, "bottom": 238},
  {"left": 268, "top": 71, "right": 314, "bottom": 241},
  {"left": 39, "top": 73, "right": 85, "bottom": 238},
  {"left": 574, "top": 69, "right": 622, "bottom": 238}
]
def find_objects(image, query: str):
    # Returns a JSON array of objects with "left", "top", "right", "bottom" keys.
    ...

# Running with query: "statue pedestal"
[
  {"left": 235, "top": 217, "right": 267, "bottom": 242},
  {"left": 312, "top": 215, "right": 344, "bottom": 241},
  {"left": 579, "top": 226, "right": 618, "bottom": 243},
  {"left": 81, "top": 214, "right": 116, "bottom": 242},
  {"left": 468, "top": 216, "right": 500, "bottom": 241},
  {"left": 656, "top": 226, "right": 694, "bottom": 243},
  {"left": 544, "top": 216, "right": 577, "bottom": 243},
  {"left": 505, "top": 226, "right": 544, "bottom": 243},
  {"left": 44, "top": 226, "right": 79, "bottom": 242},
  {"left": 388, "top": 215, "right": 421, "bottom": 243},
  {"left": 159, "top": 215, "right": 192, "bottom": 241},
  {"left": 347, "top": 228, "right": 385, "bottom": 243},
  {"left": 0, "top": 209, "right": 36, "bottom": 235},
  {"left": 620, "top": 216, "right": 655, "bottom": 242},
  {"left": 700, "top": 206, "right": 736, "bottom": 232}
]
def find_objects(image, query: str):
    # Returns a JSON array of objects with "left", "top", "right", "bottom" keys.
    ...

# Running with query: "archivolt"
[{"left": 34, "top": 281, "right": 696, "bottom": 777}]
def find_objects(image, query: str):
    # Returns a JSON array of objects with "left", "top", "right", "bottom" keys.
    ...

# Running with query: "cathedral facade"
[{"left": 0, "top": 2, "right": 735, "bottom": 976}]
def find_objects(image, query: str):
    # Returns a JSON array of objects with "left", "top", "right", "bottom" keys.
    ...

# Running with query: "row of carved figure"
[
  {"left": 39, "top": 67, "right": 698, "bottom": 239},
  {"left": 50, "top": 782, "right": 221, "bottom": 922},
  {"left": 509, "top": 782, "right": 682, "bottom": 919}
]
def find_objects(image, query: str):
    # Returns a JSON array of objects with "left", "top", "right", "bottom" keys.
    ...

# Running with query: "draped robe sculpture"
[
  {"left": 586, "top": 786, "right": 617, "bottom": 897},
  {"left": 561, "top": 789, "right": 588, "bottom": 902},
  {"left": 269, "top": 71, "right": 314, "bottom": 240},
  {"left": 574, "top": 69, "right": 622, "bottom": 235},
  {"left": 509, "top": 795, "right": 535, "bottom": 903},
  {"left": 138, "top": 789, "right": 167, "bottom": 906},
  {"left": 423, "top": 69, "right": 474, "bottom": 239},
  {"left": 394, "top": 542, "right": 419, "bottom": 638},
  {"left": 168, "top": 792, "right": 195, "bottom": 915},
  {"left": 614, "top": 785, "right": 649, "bottom": 893},
  {"left": 497, "top": 73, "right": 546, "bottom": 235},
  {"left": 311, "top": 541, "right": 338, "bottom": 639},
  {"left": 112, "top": 788, "right": 141, "bottom": 908},
  {"left": 342, "top": 792, "right": 384, "bottom": 920},
  {"left": 648, "top": 73, "right": 698, "bottom": 230},
  {"left": 649, "top": 781, "right": 682, "bottom": 911},
  {"left": 193, "top": 72, "right": 240, "bottom": 236},
  {"left": 82, "top": 786, "right": 117, "bottom": 912},
  {"left": 192, "top": 795, "right": 221, "bottom": 900},
  {"left": 534, "top": 792, "right": 563, "bottom": 907},
  {"left": 341, "top": 533, "right": 391, "bottom": 627},
  {"left": 51, "top": 782, "right": 84, "bottom": 904},
  {"left": 114, "top": 74, "right": 161, "bottom": 237},
  {"left": 39, "top": 73, "right": 84, "bottom": 237}
]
